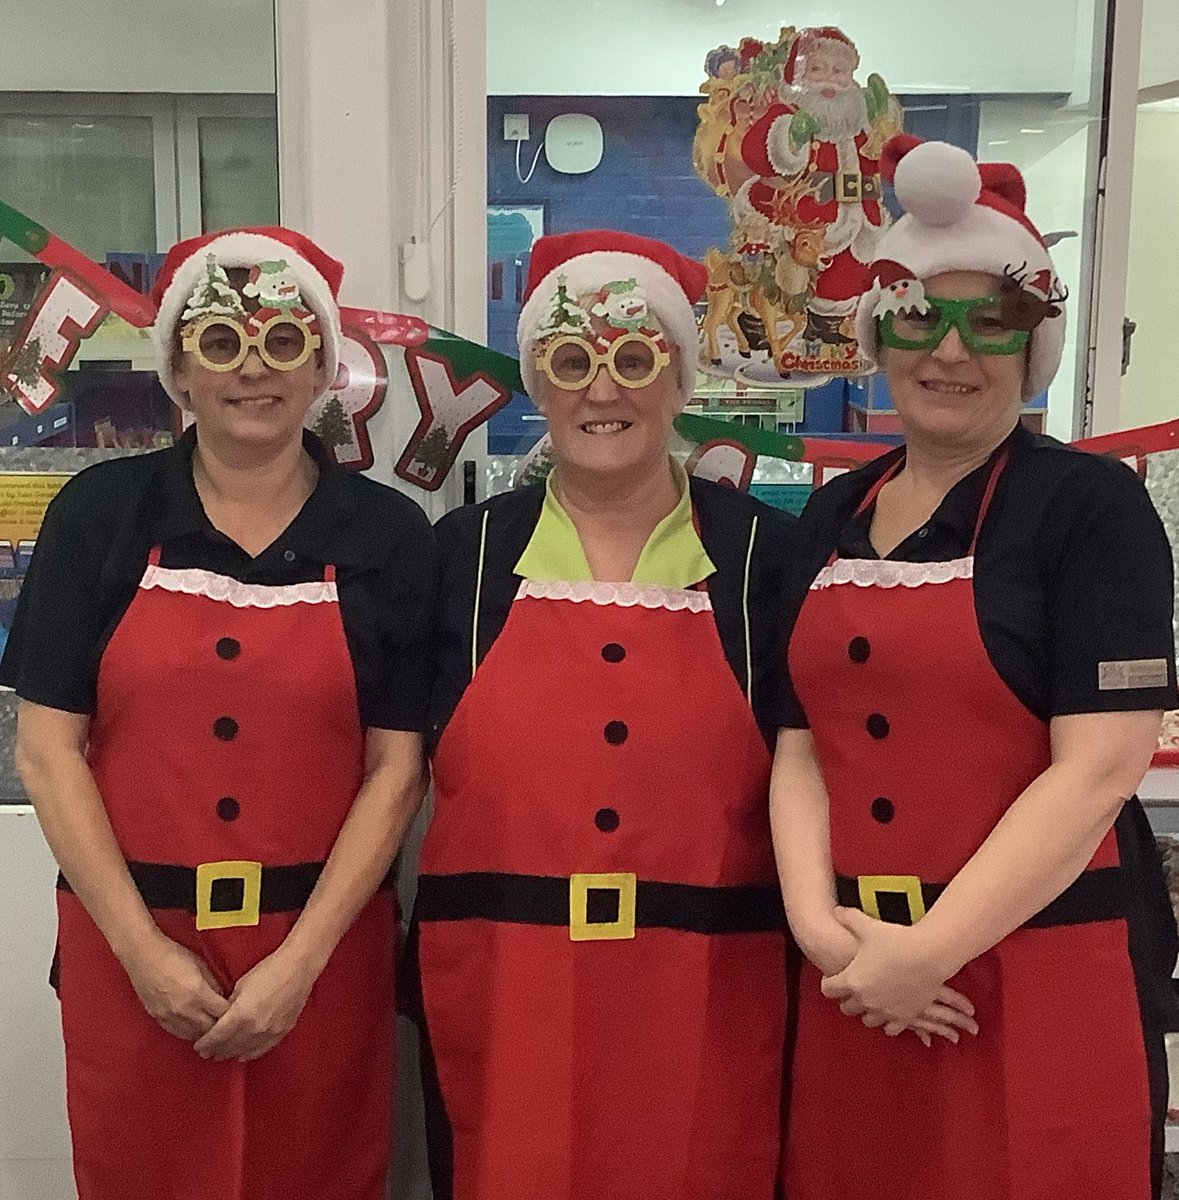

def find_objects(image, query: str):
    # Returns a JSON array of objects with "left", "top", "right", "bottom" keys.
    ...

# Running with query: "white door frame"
[
  {"left": 1087, "top": 0, "right": 1145, "bottom": 434},
  {"left": 275, "top": 0, "right": 487, "bottom": 517}
]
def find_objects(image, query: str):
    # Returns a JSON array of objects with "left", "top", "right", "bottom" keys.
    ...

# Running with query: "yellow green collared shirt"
[{"left": 513, "top": 462, "right": 716, "bottom": 588}]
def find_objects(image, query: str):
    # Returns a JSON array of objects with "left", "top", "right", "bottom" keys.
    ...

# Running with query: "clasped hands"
[
  {"left": 816, "top": 907, "right": 979, "bottom": 1047},
  {"left": 121, "top": 930, "right": 320, "bottom": 1062}
]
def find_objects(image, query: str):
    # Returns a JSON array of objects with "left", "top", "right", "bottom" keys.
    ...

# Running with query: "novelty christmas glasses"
[
  {"left": 181, "top": 314, "right": 322, "bottom": 373},
  {"left": 534, "top": 333, "right": 671, "bottom": 391},
  {"left": 877, "top": 297, "right": 1030, "bottom": 356}
]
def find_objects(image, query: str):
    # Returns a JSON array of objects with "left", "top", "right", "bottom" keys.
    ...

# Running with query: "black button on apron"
[
  {"left": 848, "top": 637, "right": 871, "bottom": 664},
  {"left": 283, "top": 549, "right": 296, "bottom": 562},
  {"left": 871, "top": 797, "right": 895, "bottom": 824},
  {"left": 216, "top": 796, "right": 241, "bottom": 822},
  {"left": 595, "top": 808, "right": 620, "bottom": 832},
  {"left": 213, "top": 716, "right": 239, "bottom": 741},
  {"left": 604, "top": 721, "right": 629, "bottom": 746},
  {"left": 866, "top": 713, "right": 890, "bottom": 740},
  {"left": 602, "top": 643, "right": 626, "bottom": 664},
  {"left": 216, "top": 637, "right": 241, "bottom": 661}
]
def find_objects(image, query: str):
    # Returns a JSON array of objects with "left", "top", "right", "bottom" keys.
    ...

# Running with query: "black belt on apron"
[
  {"left": 415, "top": 871, "right": 785, "bottom": 937},
  {"left": 835, "top": 865, "right": 1127, "bottom": 929},
  {"left": 57, "top": 860, "right": 396, "bottom": 917}
]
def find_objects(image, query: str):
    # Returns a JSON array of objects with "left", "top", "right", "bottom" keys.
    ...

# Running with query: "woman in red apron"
[
  {"left": 410, "top": 231, "right": 795, "bottom": 1200},
  {"left": 774, "top": 137, "right": 1179, "bottom": 1200},
  {"left": 1, "top": 228, "right": 436, "bottom": 1200}
]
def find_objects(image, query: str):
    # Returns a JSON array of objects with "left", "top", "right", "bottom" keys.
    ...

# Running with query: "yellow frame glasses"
[
  {"left": 533, "top": 332, "right": 671, "bottom": 391},
  {"left": 181, "top": 314, "right": 322, "bottom": 373}
]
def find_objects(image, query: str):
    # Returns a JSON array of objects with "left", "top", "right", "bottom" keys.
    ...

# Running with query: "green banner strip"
[
  {"left": 0, "top": 200, "right": 50, "bottom": 254},
  {"left": 674, "top": 412, "right": 804, "bottom": 461},
  {"left": 423, "top": 330, "right": 524, "bottom": 396}
]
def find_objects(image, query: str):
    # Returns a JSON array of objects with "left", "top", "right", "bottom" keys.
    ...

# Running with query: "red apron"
[
  {"left": 785, "top": 453, "right": 1153, "bottom": 1199},
  {"left": 57, "top": 547, "right": 396, "bottom": 1200},
  {"left": 418, "top": 577, "right": 786, "bottom": 1200}
]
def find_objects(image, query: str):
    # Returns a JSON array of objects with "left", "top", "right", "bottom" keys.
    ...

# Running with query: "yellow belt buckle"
[
  {"left": 857, "top": 874, "right": 926, "bottom": 926},
  {"left": 569, "top": 872, "right": 637, "bottom": 942},
  {"left": 837, "top": 170, "right": 862, "bottom": 202},
  {"left": 195, "top": 860, "right": 263, "bottom": 931}
]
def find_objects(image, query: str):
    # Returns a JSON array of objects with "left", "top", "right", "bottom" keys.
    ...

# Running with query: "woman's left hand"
[
  {"left": 820, "top": 906, "right": 970, "bottom": 1030},
  {"left": 192, "top": 946, "right": 320, "bottom": 1062}
]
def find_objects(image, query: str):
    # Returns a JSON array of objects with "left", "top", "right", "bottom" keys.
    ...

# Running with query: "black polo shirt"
[
  {"left": 429, "top": 476, "right": 798, "bottom": 753},
  {"left": 779, "top": 422, "right": 1178, "bottom": 728},
  {"left": 0, "top": 427, "right": 438, "bottom": 731}
]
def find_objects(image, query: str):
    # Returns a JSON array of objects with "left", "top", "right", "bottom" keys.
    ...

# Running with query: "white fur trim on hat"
[
  {"left": 153, "top": 232, "right": 342, "bottom": 409},
  {"left": 517, "top": 250, "right": 699, "bottom": 403},
  {"left": 856, "top": 142, "right": 1065, "bottom": 400}
]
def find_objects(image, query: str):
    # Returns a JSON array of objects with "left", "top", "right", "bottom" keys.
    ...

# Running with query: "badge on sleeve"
[{"left": 1098, "top": 660, "right": 1170, "bottom": 691}]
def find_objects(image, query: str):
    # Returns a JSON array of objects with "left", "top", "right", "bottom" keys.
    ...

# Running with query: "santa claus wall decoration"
[{"left": 694, "top": 25, "right": 903, "bottom": 383}]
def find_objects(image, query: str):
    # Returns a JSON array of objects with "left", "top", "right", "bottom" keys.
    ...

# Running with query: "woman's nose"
[
  {"left": 931, "top": 326, "right": 971, "bottom": 364},
  {"left": 585, "top": 365, "right": 621, "bottom": 402},
  {"left": 239, "top": 348, "right": 269, "bottom": 377}
]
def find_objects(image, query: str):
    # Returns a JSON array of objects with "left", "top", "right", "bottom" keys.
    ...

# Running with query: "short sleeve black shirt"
[
  {"left": 779, "top": 423, "right": 1179, "bottom": 728},
  {"left": 0, "top": 427, "right": 438, "bottom": 730}
]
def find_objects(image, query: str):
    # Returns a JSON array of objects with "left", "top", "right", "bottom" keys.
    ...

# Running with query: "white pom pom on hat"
[
  {"left": 855, "top": 135, "right": 1066, "bottom": 400},
  {"left": 892, "top": 141, "right": 981, "bottom": 228}
]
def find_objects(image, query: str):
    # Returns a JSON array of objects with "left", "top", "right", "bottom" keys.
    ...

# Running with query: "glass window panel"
[
  {"left": 0, "top": 112, "right": 155, "bottom": 261},
  {"left": 199, "top": 113, "right": 280, "bottom": 232}
]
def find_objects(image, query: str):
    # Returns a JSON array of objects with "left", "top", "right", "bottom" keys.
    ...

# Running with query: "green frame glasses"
[{"left": 876, "top": 295, "right": 1030, "bottom": 356}]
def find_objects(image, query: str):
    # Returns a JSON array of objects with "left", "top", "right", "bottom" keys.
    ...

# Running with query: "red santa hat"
[
  {"left": 855, "top": 135, "right": 1066, "bottom": 400},
  {"left": 151, "top": 226, "right": 344, "bottom": 408},
  {"left": 517, "top": 230, "right": 708, "bottom": 402},
  {"left": 784, "top": 26, "right": 859, "bottom": 85}
]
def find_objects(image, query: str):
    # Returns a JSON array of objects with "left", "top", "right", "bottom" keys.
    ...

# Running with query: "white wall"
[
  {"left": 0, "top": 0, "right": 275, "bottom": 94},
  {"left": 488, "top": 0, "right": 1089, "bottom": 96},
  {"left": 0, "top": 812, "right": 74, "bottom": 1200},
  {"left": 1141, "top": 0, "right": 1179, "bottom": 92},
  {"left": 1123, "top": 107, "right": 1179, "bottom": 429}
]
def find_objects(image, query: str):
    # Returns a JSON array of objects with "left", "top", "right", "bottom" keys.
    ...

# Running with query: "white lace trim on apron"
[
  {"left": 515, "top": 579, "right": 713, "bottom": 613},
  {"left": 810, "top": 556, "right": 974, "bottom": 591},
  {"left": 141, "top": 564, "right": 339, "bottom": 608}
]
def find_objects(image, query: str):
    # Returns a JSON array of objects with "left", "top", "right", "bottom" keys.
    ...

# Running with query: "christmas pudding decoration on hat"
[
  {"left": 517, "top": 229, "right": 709, "bottom": 402},
  {"left": 855, "top": 134, "right": 1068, "bottom": 399},
  {"left": 151, "top": 226, "right": 345, "bottom": 408}
]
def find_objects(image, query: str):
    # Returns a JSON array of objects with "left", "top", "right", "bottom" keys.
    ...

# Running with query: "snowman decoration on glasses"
[
  {"left": 179, "top": 255, "right": 322, "bottom": 374},
  {"left": 532, "top": 276, "right": 672, "bottom": 392}
]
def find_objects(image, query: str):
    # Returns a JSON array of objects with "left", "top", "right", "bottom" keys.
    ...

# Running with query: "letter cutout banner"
[{"left": 0, "top": 200, "right": 519, "bottom": 479}]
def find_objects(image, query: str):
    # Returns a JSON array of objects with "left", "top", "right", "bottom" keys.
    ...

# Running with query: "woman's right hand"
[{"left": 120, "top": 932, "right": 230, "bottom": 1041}]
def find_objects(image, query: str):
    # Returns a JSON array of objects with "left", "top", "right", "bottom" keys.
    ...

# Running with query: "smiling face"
[
  {"left": 882, "top": 270, "right": 1027, "bottom": 454},
  {"left": 173, "top": 266, "right": 326, "bottom": 452},
  {"left": 529, "top": 277, "right": 683, "bottom": 483},
  {"left": 531, "top": 310, "right": 681, "bottom": 484}
]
